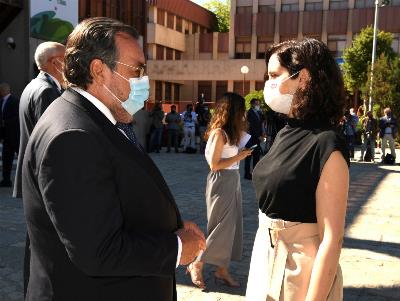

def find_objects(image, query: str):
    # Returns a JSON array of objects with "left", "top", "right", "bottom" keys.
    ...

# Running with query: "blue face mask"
[{"left": 103, "top": 65, "right": 150, "bottom": 116}]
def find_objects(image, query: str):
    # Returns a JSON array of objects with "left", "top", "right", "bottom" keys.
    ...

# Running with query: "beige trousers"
[{"left": 246, "top": 211, "right": 343, "bottom": 301}]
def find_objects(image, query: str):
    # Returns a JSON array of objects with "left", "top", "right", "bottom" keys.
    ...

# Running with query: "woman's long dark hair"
[
  {"left": 265, "top": 39, "right": 345, "bottom": 126},
  {"left": 205, "top": 92, "right": 247, "bottom": 145}
]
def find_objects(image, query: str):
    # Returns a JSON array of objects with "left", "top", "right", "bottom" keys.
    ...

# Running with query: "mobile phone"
[{"left": 248, "top": 144, "right": 258, "bottom": 150}]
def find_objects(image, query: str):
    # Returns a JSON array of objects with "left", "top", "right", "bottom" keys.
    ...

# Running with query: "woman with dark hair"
[
  {"left": 245, "top": 39, "right": 349, "bottom": 301},
  {"left": 187, "top": 92, "right": 252, "bottom": 289}
]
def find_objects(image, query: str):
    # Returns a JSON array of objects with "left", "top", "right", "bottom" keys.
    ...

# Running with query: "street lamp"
[
  {"left": 368, "top": 0, "right": 390, "bottom": 112},
  {"left": 240, "top": 65, "right": 249, "bottom": 96}
]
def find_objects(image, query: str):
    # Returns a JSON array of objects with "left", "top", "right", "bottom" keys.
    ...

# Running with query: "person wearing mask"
[
  {"left": 359, "top": 111, "right": 378, "bottom": 162},
  {"left": 0, "top": 83, "right": 19, "bottom": 187},
  {"left": 244, "top": 99, "right": 264, "bottom": 180},
  {"left": 12, "top": 42, "right": 66, "bottom": 296},
  {"left": 187, "top": 92, "right": 252, "bottom": 289},
  {"left": 182, "top": 104, "right": 197, "bottom": 152},
  {"left": 195, "top": 96, "right": 211, "bottom": 154},
  {"left": 379, "top": 107, "right": 397, "bottom": 163},
  {"left": 165, "top": 105, "right": 181, "bottom": 153},
  {"left": 22, "top": 17, "right": 205, "bottom": 300},
  {"left": 149, "top": 102, "right": 165, "bottom": 153},
  {"left": 246, "top": 39, "right": 349, "bottom": 301}
]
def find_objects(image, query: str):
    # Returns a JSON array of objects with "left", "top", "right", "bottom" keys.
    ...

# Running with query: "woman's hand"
[{"left": 237, "top": 149, "right": 253, "bottom": 161}]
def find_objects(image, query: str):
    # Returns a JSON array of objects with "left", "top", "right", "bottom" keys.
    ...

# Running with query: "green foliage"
[
  {"left": 362, "top": 55, "right": 400, "bottom": 120},
  {"left": 203, "top": 0, "right": 230, "bottom": 32},
  {"left": 342, "top": 26, "right": 395, "bottom": 95}
]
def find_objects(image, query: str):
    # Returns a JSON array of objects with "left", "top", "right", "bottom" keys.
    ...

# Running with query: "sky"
[{"left": 191, "top": 0, "right": 209, "bottom": 7}]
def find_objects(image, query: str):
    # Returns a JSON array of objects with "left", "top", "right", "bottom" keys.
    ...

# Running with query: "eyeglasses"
[{"left": 115, "top": 61, "right": 146, "bottom": 78}]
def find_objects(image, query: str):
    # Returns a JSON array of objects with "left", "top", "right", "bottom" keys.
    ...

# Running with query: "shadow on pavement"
[{"left": 344, "top": 286, "right": 400, "bottom": 300}]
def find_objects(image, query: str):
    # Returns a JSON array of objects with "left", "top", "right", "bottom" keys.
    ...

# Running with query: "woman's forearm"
[
  {"left": 305, "top": 238, "right": 342, "bottom": 301},
  {"left": 210, "top": 155, "right": 240, "bottom": 171}
]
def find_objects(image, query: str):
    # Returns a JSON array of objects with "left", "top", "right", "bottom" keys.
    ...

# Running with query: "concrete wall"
[{"left": 0, "top": 6, "right": 30, "bottom": 98}]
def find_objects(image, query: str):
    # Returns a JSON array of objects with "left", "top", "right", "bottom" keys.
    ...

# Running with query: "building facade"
[{"left": 147, "top": 0, "right": 400, "bottom": 107}]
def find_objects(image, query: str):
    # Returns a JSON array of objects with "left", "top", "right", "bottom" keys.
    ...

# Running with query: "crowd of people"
[{"left": 0, "top": 16, "right": 399, "bottom": 301}]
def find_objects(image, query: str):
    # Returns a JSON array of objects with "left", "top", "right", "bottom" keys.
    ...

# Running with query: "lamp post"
[
  {"left": 240, "top": 65, "right": 249, "bottom": 96},
  {"left": 368, "top": 0, "right": 390, "bottom": 112}
]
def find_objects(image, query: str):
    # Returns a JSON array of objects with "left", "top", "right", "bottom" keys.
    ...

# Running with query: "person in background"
[
  {"left": 12, "top": 41, "right": 65, "bottom": 297},
  {"left": 0, "top": 83, "right": 19, "bottom": 187},
  {"left": 246, "top": 39, "right": 349, "bottom": 301},
  {"left": 132, "top": 107, "right": 151, "bottom": 150},
  {"left": 244, "top": 99, "right": 264, "bottom": 180},
  {"left": 379, "top": 107, "right": 397, "bottom": 162},
  {"left": 187, "top": 92, "right": 252, "bottom": 289},
  {"left": 165, "top": 105, "right": 181, "bottom": 153},
  {"left": 350, "top": 108, "right": 359, "bottom": 127},
  {"left": 196, "top": 95, "right": 211, "bottom": 154},
  {"left": 182, "top": 103, "right": 197, "bottom": 152},
  {"left": 359, "top": 111, "right": 378, "bottom": 162},
  {"left": 149, "top": 102, "right": 164, "bottom": 153},
  {"left": 343, "top": 110, "right": 357, "bottom": 160}
]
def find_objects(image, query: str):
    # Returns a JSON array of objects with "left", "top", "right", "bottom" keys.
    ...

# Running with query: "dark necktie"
[{"left": 116, "top": 122, "right": 144, "bottom": 153}]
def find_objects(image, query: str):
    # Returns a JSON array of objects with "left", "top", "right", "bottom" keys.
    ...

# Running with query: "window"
[
  {"left": 155, "top": 81, "right": 162, "bottom": 101},
  {"left": 235, "top": 37, "right": 251, "bottom": 59},
  {"left": 156, "top": 45, "right": 164, "bottom": 60},
  {"left": 165, "top": 82, "right": 172, "bottom": 101},
  {"left": 392, "top": 36, "right": 400, "bottom": 54},
  {"left": 237, "top": 6, "right": 253, "bottom": 14},
  {"left": 157, "top": 9, "right": 165, "bottom": 26},
  {"left": 166, "top": 47, "right": 173, "bottom": 60},
  {"left": 167, "top": 13, "right": 174, "bottom": 29},
  {"left": 305, "top": 1, "right": 323, "bottom": 11},
  {"left": 198, "top": 81, "right": 212, "bottom": 102},
  {"left": 176, "top": 16, "right": 182, "bottom": 32},
  {"left": 388, "top": 0, "right": 400, "bottom": 5},
  {"left": 233, "top": 81, "right": 250, "bottom": 97},
  {"left": 259, "top": 5, "right": 275, "bottom": 13},
  {"left": 329, "top": 0, "right": 348, "bottom": 10},
  {"left": 281, "top": 3, "right": 299, "bottom": 11},
  {"left": 175, "top": 50, "right": 182, "bottom": 60},
  {"left": 327, "top": 35, "right": 347, "bottom": 58},
  {"left": 216, "top": 81, "right": 228, "bottom": 101},
  {"left": 174, "top": 84, "right": 180, "bottom": 101},
  {"left": 257, "top": 38, "right": 273, "bottom": 59},
  {"left": 354, "top": 0, "right": 374, "bottom": 8},
  {"left": 192, "top": 23, "right": 199, "bottom": 34}
]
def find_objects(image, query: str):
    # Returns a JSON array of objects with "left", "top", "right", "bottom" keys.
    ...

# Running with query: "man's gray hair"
[{"left": 34, "top": 42, "right": 65, "bottom": 70}]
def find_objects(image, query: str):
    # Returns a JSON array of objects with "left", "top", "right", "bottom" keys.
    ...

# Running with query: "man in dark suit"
[
  {"left": 22, "top": 17, "right": 205, "bottom": 301},
  {"left": 0, "top": 83, "right": 19, "bottom": 187},
  {"left": 244, "top": 98, "right": 264, "bottom": 180},
  {"left": 12, "top": 41, "right": 65, "bottom": 296}
]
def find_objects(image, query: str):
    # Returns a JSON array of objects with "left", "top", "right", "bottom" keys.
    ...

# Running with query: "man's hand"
[{"left": 176, "top": 221, "right": 206, "bottom": 266}]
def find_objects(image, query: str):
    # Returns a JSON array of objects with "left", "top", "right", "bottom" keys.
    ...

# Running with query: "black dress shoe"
[
  {"left": 0, "top": 180, "right": 12, "bottom": 187},
  {"left": 244, "top": 174, "right": 252, "bottom": 180}
]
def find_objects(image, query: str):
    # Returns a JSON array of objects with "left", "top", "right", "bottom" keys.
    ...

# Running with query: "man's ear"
[
  {"left": 90, "top": 59, "right": 106, "bottom": 85},
  {"left": 298, "top": 68, "right": 311, "bottom": 89}
]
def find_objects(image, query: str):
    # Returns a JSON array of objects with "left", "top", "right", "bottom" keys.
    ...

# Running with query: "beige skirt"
[{"left": 245, "top": 211, "right": 342, "bottom": 301}]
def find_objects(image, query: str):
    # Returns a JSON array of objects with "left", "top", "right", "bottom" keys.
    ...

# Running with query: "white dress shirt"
[{"left": 71, "top": 87, "right": 182, "bottom": 267}]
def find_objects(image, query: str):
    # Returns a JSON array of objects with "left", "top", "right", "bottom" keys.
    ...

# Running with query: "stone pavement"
[{"left": 0, "top": 149, "right": 399, "bottom": 300}]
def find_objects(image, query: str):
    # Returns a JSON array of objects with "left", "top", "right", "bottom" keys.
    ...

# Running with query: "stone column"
[{"left": 229, "top": 0, "right": 237, "bottom": 59}]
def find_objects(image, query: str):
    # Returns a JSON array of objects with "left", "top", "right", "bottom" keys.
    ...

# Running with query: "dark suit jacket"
[
  {"left": 13, "top": 72, "right": 61, "bottom": 198},
  {"left": 22, "top": 88, "right": 183, "bottom": 301},
  {"left": 0, "top": 94, "right": 19, "bottom": 145},
  {"left": 246, "top": 108, "right": 264, "bottom": 146},
  {"left": 379, "top": 115, "right": 398, "bottom": 139}
]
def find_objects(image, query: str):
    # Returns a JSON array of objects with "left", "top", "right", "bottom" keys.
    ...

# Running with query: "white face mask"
[{"left": 263, "top": 71, "right": 300, "bottom": 114}]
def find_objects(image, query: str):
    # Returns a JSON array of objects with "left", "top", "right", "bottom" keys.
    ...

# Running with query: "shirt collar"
[
  {"left": 43, "top": 71, "right": 62, "bottom": 91},
  {"left": 2, "top": 94, "right": 11, "bottom": 102},
  {"left": 71, "top": 87, "right": 117, "bottom": 125}
]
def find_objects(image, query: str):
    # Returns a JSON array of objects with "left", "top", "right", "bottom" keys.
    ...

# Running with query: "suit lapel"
[{"left": 61, "top": 89, "right": 181, "bottom": 219}]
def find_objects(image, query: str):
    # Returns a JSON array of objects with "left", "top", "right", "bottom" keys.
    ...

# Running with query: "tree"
[
  {"left": 244, "top": 90, "right": 266, "bottom": 111},
  {"left": 342, "top": 26, "right": 395, "bottom": 96},
  {"left": 361, "top": 54, "right": 399, "bottom": 117},
  {"left": 203, "top": 0, "right": 230, "bottom": 32}
]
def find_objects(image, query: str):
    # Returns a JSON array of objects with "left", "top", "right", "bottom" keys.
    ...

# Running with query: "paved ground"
[{"left": 0, "top": 148, "right": 399, "bottom": 300}]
